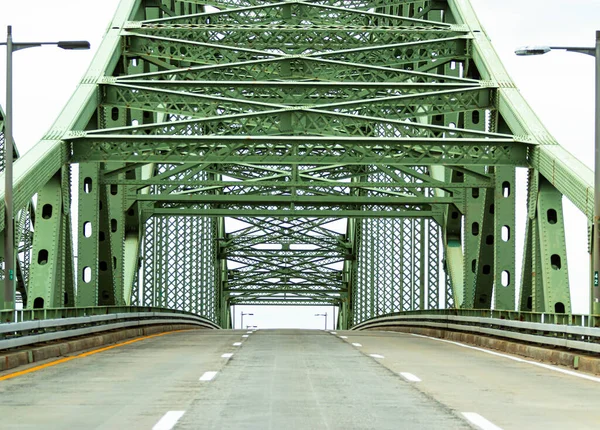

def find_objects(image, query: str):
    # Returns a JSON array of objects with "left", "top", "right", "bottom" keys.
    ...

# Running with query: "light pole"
[
  {"left": 516, "top": 32, "right": 600, "bottom": 315},
  {"left": 315, "top": 312, "right": 327, "bottom": 330},
  {"left": 240, "top": 312, "right": 253, "bottom": 329},
  {"left": 0, "top": 26, "right": 89, "bottom": 311}
]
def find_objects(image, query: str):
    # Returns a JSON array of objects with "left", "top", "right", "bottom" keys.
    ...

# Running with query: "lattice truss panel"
[
  {"left": 131, "top": 165, "right": 218, "bottom": 320},
  {"left": 352, "top": 167, "right": 442, "bottom": 325}
]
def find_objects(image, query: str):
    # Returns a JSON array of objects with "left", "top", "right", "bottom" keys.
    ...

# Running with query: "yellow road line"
[{"left": 0, "top": 329, "right": 192, "bottom": 381}]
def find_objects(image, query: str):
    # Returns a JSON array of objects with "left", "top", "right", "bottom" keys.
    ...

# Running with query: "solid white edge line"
[
  {"left": 369, "top": 354, "right": 385, "bottom": 359},
  {"left": 352, "top": 342, "right": 362, "bottom": 347},
  {"left": 153, "top": 411, "right": 186, "bottom": 430},
  {"left": 221, "top": 353, "right": 234, "bottom": 358},
  {"left": 462, "top": 412, "right": 503, "bottom": 430},
  {"left": 199, "top": 371, "right": 218, "bottom": 381},
  {"left": 411, "top": 333, "right": 600, "bottom": 383},
  {"left": 400, "top": 372, "right": 421, "bottom": 382},
  {"left": 233, "top": 342, "right": 242, "bottom": 346}
]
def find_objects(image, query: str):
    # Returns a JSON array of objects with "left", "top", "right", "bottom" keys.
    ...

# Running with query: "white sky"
[{"left": 0, "top": 0, "right": 597, "bottom": 326}]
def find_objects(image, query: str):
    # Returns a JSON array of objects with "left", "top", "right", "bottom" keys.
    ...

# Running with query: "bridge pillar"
[
  {"left": 519, "top": 171, "right": 570, "bottom": 313},
  {"left": 77, "top": 164, "right": 100, "bottom": 306},
  {"left": 27, "top": 170, "right": 73, "bottom": 309}
]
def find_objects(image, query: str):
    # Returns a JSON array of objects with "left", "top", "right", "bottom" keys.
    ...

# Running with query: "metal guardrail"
[
  {"left": 0, "top": 305, "right": 212, "bottom": 323},
  {"left": 0, "top": 306, "right": 220, "bottom": 351},
  {"left": 353, "top": 310, "right": 600, "bottom": 355}
]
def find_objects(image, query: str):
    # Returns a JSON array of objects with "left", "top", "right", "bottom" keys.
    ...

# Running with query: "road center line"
[
  {"left": 199, "top": 371, "right": 218, "bottom": 381},
  {"left": 462, "top": 412, "right": 503, "bottom": 430},
  {"left": 153, "top": 411, "right": 186, "bottom": 430},
  {"left": 352, "top": 342, "right": 362, "bottom": 347},
  {"left": 412, "top": 333, "right": 600, "bottom": 384}
]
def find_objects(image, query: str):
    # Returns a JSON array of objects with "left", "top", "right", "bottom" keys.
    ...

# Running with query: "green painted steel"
[{"left": 0, "top": 0, "right": 595, "bottom": 327}]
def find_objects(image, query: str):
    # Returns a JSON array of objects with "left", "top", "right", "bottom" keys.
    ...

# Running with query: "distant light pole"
[
  {"left": 0, "top": 26, "right": 89, "bottom": 311},
  {"left": 516, "top": 32, "right": 600, "bottom": 315},
  {"left": 315, "top": 312, "right": 327, "bottom": 330},
  {"left": 240, "top": 312, "right": 253, "bottom": 329}
]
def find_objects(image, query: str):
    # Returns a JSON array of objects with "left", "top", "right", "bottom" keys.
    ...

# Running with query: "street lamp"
[
  {"left": 516, "top": 32, "right": 600, "bottom": 315},
  {"left": 0, "top": 26, "right": 89, "bottom": 311},
  {"left": 240, "top": 312, "right": 253, "bottom": 329},
  {"left": 315, "top": 312, "right": 327, "bottom": 330}
]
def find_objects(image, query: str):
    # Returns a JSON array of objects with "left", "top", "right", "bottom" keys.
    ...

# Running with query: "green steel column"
[
  {"left": 60, "top": 166, "right": 75, "bottom": 307},
  {"left": 27, "top": 174, "right": 64, "bottom": 308},
  {"left": 77, "top": 164, "right": 100, "bottom": 306},
  {"left": 536, "top": 176, "right": 571, "bottom": 313},
  {"left": 493, "top": 166, "right": 516, "bottom": 310},
  {"left": 106, "top": 166, "right": 127, "bottom": 305},
  {"left": 97, "top": 183, "right": 116, "bottom": 305},
  {"left": 463, "top": 181, "right": 485, "bottom": 308},
  {"left": 345, "top": 217, "right": 357, "bottom": 329},
  {"left": 520, "top": 169, "right": 538, "bottom": 311},
  {"left": 473, "top": 188, "right": 495, "bottom": 308}
]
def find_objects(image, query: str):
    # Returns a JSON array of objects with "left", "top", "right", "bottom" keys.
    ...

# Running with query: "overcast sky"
[{"left": 0, "top": 1, "right": 597, "bottom": 326}]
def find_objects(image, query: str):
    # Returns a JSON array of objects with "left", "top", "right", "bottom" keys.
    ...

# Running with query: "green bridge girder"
[{"left": 0, "top": 0, "right": 593, "bottom": 329}]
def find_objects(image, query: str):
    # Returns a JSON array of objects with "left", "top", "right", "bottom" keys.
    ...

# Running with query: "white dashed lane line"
[
  {"left": 199, "top": 371, "right": 218, "bottom": 381},
  {"left": 339, "top": 336, "right": 348, "bottom": 339},
  {"left": 233, "top": 342, "right": 242, "bottom": 346},
  {"left": 153, "top": 411, "right": 185, "bottom": 430},
  {"left": 221, "top": 353, "right": 234, "bottom": 359},
  {"left": 462, "top": 412, "right": 503, "bottom": 430},
  {"left": 399, "top": 372, "right": 421, "bottom": 382},
  {"left": 352, "top": 343, "right": 362, "bottom": 347},
  {"left": 369, "top": 354, "right": 385, "bottom": 359}
]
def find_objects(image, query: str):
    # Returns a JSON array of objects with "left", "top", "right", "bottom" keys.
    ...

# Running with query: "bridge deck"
[{"left": 0, "top": 329, "right": 598, "bottom": 429}]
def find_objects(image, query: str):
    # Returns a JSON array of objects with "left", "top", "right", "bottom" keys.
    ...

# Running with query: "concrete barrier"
[
  {"left": 369, "top": 326, "right": 600, "bottom": 374},
  {"left": 0, "top": 323, "right": 203, "bottom": 373}
]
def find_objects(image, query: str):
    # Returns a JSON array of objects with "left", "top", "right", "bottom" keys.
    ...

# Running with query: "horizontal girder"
[{"left": 72, "top": 136, "right": 525, "bottom": 165}]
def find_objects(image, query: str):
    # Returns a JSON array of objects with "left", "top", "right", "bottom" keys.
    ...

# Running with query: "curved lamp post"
[
  {"left": 0, "top": 26, "right": 89, "bottom": 311},
  {"left": 240, "top": 312, "right": 253, "bottom": 329},
  {"left": 315, "top": 312, "right": 327, "bottom": 330},
  {"left": 516, "top": 32, "right": 600, "bottom": 314}
]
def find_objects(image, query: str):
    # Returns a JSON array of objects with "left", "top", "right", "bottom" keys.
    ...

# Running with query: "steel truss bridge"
[{"left": 0, "top": 0, "right": 593, "bottom": 330}]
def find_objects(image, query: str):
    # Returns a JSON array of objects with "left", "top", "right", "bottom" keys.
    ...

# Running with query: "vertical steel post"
[
  {"left": 594, "top": 31, "right": 600, "bottom": 315},
  {"left": 4, "top": 26, "right": 14, "bottom": 311}
]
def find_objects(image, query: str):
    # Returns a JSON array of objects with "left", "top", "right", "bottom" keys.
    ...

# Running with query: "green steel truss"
[{"left": 0, "top": 0, "right": 593, "bottom": 327}]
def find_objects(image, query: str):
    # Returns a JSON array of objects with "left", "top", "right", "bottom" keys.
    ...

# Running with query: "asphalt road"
[{"left": 0, "top": 328, "right": 598, "bottom": 429}]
